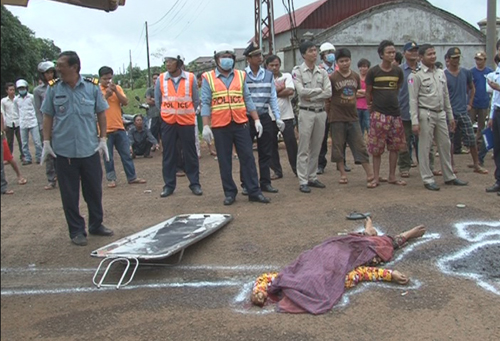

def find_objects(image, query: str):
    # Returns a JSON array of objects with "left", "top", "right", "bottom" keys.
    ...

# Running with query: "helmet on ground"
[
  {"left": 37, "top": 61, "right": 56, "bottom": 73},
  {"left": 319, "top": 42, "right": 336, "bottom": 55},
  {"left": 15, "top": 79, "right": 29, "bottom": 88}
]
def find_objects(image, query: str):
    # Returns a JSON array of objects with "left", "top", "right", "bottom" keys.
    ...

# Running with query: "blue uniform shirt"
[
  {"left": 398, "top": 62, "right": 418, "bottom": 121},
  {"left": 245, "top": 66, "right": 281, "bottom": 120},
  {"left": 200, "top": 68, "right": 256, "bottom": 117},
  {"left": 42, "top": 76, "right": 109, "bottom": 158}
]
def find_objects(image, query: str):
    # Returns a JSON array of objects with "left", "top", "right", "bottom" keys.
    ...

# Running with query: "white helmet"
[
  {"left": 214, "top": 44, "right": 235, "bottom": 57},
  {"left": 37, "top": 61, "right": 55, "bottom": 73},
  {"left": 319, "top": 42, "right": 336, "bottom": 55},
  {"left": 15, "top": 79, "right": 29, "bottom": 88},
  {"left": 163, "top": 52, "right": 185, "bottom": 65}
]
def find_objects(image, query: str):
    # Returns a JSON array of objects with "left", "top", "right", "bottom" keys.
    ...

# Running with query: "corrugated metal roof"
[{"left": 273, "top": 0, "right": 327, "bottom": 35}]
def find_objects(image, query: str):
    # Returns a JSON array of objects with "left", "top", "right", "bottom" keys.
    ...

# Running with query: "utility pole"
[
  {"left": 129, "top": 49, "right": 133, "bottom": 90},
  {"left": 486, "top": 0, "right": 497, "bottom": 69},
  {"left": 145, "top": 21, "right": 152, "bottom": 88},
  {"left": 254, "top": 0, "right": 275, "bottom": 55}
]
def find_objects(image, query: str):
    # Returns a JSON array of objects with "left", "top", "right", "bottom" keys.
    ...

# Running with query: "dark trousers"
[
  {"left": 453, "top": 128, "right": 463, "bottom": 153},
  {"left": 318, "top": 117, "right": 329, "bottom": 169},
  {"left": 160, "top": 122, "right": 200, "bottom": 191},
  {"left": 398, "top": 120, "right": 413, "bottom": 172},
  {"left": 132, "top": 140, "right": 152, "bottom": 157},
  {"left": 492, "top": 109, "right": 500, "bottom": 184},
  {"left": 270, "top": 118, "right": 297, "bottom": 176},
  {"left": 56, "top": 152, "right": 103, "bottom": 239},
  {"left": 5, "top": 126, "right": 24, "bottom": 160},
  {"left": 149, "top": 116, "right": 161, "bottom": 142},
  {"left": 176, "top": 137, "right": 185, "bottom": 172},
  {"left": 241, "top": 114, "right": 273, "bottom": 187},
  {"left": 213, "top": 121, "right": 261, "bottom": 198}
]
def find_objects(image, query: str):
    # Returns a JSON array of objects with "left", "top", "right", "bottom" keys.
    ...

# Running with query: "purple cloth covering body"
[{"left": 268, "top": 234, "right": 394, "bottom": 314}]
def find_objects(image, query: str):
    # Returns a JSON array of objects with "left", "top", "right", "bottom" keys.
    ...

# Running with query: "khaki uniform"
[
  {"left": 409, "top": 65, "right": 456, "bottom": 184},
  {"left": 291, "top": 63, "right": 332, "bottom": 185}
]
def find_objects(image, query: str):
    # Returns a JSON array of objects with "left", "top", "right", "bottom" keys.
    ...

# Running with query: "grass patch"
[{"left": 122, "top": 87, "right": 149, "bottom": 115}]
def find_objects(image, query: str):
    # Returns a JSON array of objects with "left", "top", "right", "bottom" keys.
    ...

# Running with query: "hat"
[
  {"left": 446, "top": 47, "right": 461, "bottom": 58},
  {"left": 474, "top": 51, "right": 486, "bottom": 60},
  {"left": 244, "top": 42, "right": 262, "bottom": 57},
  {"left": 403, "top": 41, "right": 418, "bottom": 52}
]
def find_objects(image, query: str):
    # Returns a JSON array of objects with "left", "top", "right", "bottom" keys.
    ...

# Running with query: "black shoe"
[
  {"left": 299, "top": 185, "right": 311, "bottom": 193},
  {"left": 248, "top": 194, "right": 270, "bottom": 203},
  {"left": 89, "top": 225, "right": 114, "bottom": 236},
  {"left": 223, "top": 196, "right": 235, "bottom": 206},
  {"left": 486, "top": 183, "right": 500, "bottom": 192},
  {"left": 261, "top": 184, "right": 279, "bottom": 193},
  {"left": 71, "top": 234, "right": 88, "bottom": 246},
  {"left": 308, "top": 179, "right": 326, "bottom": 188},
  {"left": 160, "top": 188, "right": 175, "bottom": 198},
  {"left": 191, "top": 186, "right": 203, "bottom": 196},
  {"left": 241, "top": 187, "right": 248, "bottom": 196},
  {"left": 424, "top": 182, "right": 440, "bottom": 191},
  {"left": 316, "top": 167, "right": 325, "bottom": 175},
  {"left": 444, "top": 178, "right": 468, "bottom": 186},
  {"left": 344, "top": 164, "right": 351, "bottom": 172}
]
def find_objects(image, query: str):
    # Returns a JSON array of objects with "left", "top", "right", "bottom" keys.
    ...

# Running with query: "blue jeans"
[
  {"left": 357, "top": 109, "right": 370, "bottom": 136},
  {"left": 103, "top": 130, "right": 137, "bottom": 182},
  {"left": 20, "top": 126, "right": 42, "bottom": 163}
]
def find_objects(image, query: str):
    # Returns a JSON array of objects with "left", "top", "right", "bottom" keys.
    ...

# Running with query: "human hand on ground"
[{"left": 392, "top": 270, "right": 409, "bottom": 285}]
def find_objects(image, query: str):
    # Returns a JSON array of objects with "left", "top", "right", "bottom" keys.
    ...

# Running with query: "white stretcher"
[{"left": 90, "top": 213, "right": 233, "bottom": 289}]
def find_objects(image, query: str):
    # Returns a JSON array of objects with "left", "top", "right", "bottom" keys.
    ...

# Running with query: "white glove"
[
  {"left": 202, "top": 125, "right": 214, "bottom": 145},
  {"left": 41, "top": 140, "right": 56, "bottom": 165},
  {"left": 95, "top": 137, "right": 110, "bottom": 161},
  {"left": 255, "top": 119, "right": 263, "bottom": 138},
  {"left": 276, "top": 119, "right": 285, "bottom": 132}
]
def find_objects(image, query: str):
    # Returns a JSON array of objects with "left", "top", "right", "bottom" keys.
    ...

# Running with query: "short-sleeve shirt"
[
  {"left": 100, "top": 84, "right": 127, "bottom": 133},
  {"left": 366, "top": 65, "right": 404, "bottom": 116},
  {"left": 444, "top": 68, "right": 473, "bottom": 114},
  {"left": 270, "top": 72, "right": 295, "bottom": 120},
  {"left": 470, "top": 66, "right": 493, "bottom": 109},
  {"left": 329, "top": 71, "right": 360, "bottom": 123},
  {"left": 41, "top": 76, "right": 109, "bottom": 158}
]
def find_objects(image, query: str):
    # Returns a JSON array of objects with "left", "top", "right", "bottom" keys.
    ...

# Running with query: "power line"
[
  {"left": 149, "top": 0, "right": 191, "bottom": 37},
  {"left": 173, "top": 0, "right": 211, "bottom": 40},
  {"left": 148, "top": 0, "right": 182, "bottom": 27}
]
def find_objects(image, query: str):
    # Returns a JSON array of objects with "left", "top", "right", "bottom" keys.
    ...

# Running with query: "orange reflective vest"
[
  {"left": 159, "top": 71, "right": 196, "bottom": 125},
  {"left": 203, "top": 69, "right": 248, "bottom": 128}
]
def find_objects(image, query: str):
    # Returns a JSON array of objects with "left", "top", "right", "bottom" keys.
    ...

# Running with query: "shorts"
[
  {"left": 330, "top": 122, "right": 369, "bottom": 163},
  {"left": 367, "top": 111, "right": 407, "bottom": 156},
  {"left": 3, "top": 138, "right": 13, "bottom": 162},
  {"left": 450, "top": 112, "right": 476, "bottom": 147}
]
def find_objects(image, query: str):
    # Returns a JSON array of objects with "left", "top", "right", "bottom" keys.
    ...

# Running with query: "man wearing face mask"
[
  {"left": 241, "top": 42, "right": 283, "bottom": 195},
  {"left": 155, "top": 53, "right": 202, "bottom": 198},
  {"left": 201, "top": 45, "right": 270, "bottom": 205},
  {"left": 14, "top": 79, "right": 42, "bottom": 165}
]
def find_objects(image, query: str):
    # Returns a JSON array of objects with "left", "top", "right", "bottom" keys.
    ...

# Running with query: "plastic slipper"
[
  {"left": 107, "top": 181, "right": 117, "bottom": 188},
  {"left": 339, "top": 177, "right": 348, "bottom": 184},
  {"left": 432, "top": 170, "right": 442, "bottom": 176},
  {"left": 129, "top": 178, "right": 147, "bottom": 184},
  {"left": 388, "top": 179, "right": 407, "bottom": 186},
  {"left": 379, "top": 177, "right": 388, "bottom": 182},
  {"left": 400, "top": 171, "right": 410, "bottom": 178},
  {"left": 18, "top": 178, "right": 28, "bottom": 185},
  {"left": 473, "top": 166, "right": 488, "bottom": 175},
  {"left": 346, "top": 212, "right": 371, "bottom": 220},
  {"left": 44, "top": 183, "right": 56, "bottom": 190},
  {"left": 2, "top": 189, "right": 14, "bottom": 195},
  {"left": 367, "top": 181, "right": 379, "bottom": 189}
]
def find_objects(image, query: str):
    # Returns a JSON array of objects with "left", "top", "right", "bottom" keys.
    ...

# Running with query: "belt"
[
  {"left": 418, "top": 106, "right": 442, "bottom": 113},
  {"left": 299, "top": 106, "right": 325, "bottom": 113}
]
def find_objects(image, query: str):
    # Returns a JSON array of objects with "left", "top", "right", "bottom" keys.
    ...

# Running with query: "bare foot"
[
  {"left": 399, "top": 225, "right": 426, "bottom": 241},
  {"left": 392, "top": 270, "right": 409, "bottom": 285},
  {"left": 364, "top": 217, "right": 377, "bottom": 236}
]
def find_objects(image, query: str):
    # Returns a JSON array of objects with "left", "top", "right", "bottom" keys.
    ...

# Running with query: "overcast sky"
[{"left": 7, "top": 0, "right": 493, "bottom": 74}]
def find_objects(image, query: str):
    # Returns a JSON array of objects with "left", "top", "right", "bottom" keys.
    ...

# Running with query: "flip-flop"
[
  {"left": 339, "top": 177, "right": 348, "bottom": 184},
  {"left": 473, "top": 166, "right": 488, "bottom": 175},
  {"left": 346, "top": 212, "right": 371, "bottom": 220},
  {"left": 2, "top": 189, "right": 14, "bottom": 195},
  {"left": 432, "top": 170, "right": 442, "bottom": 176},
  {"left": 18, "top": 178, "right": 28, "bottom": 185},
  {"left": 379, "top": 177, "right": 388, "bottom": 182},
  {"left": 400, "top": 171, "right": 410, "bottom": 178},
  {"left": 128, "top": 178, "right": 147, "bottom": 184},
  {"left": 388, "top": 179, "right": 407, "bottom": 186},
  {"left": 367, "top": 181, "right": 379, "bottom": 189},
  {"left": 107, "top": 181, "right": 117, "bottom": 188}
]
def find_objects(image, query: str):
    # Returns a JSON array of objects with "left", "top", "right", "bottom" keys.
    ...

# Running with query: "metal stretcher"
[{"left": 91, "top": 213, "right": 233, "bottom": 289}]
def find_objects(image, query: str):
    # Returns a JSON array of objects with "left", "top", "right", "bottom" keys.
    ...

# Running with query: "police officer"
[
  {"left": 201, "top": 45, "right": 270, "bottom": 205},
  {"left": 241, "top": 42, "right": 283, "bottom": 194},
  {"left": 41, "top": 51, "right": 113, "bottom": 246},
  {"left": 293, "top": 41, "right": 332, "bottom": 193},
  {"left": 154, "top": 52, "right": 202, "bottom": 198},
  {"left": 408, "top": 44, "right": 468, "bottom": 191}
]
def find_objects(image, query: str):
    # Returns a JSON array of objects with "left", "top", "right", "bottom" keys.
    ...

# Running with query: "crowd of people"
[{"left": 1, "top": 38, "right": 499, "bottom": 245}]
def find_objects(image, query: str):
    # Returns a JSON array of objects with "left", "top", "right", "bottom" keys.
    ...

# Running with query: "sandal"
[
  {"left": 2, "top": 189, "right": 14, "bottom": 195},
  {"left": 18, "top": 178, "right": 28, "bottom": 185},
  {"left": 400, "top": 171, "right": 410, "bottom": 178},
  {"left": 44, "top": 183, "right": 56, "bottom": 190},
  {"left": 346, "top": 212, "right": 371, "bottom": 220},
  {"left": 338, "top": 176, "right": 348, "bottom": 184},
  {"left": 107, "top": 181, "right": 117, "bottom": 188},
  {"left": 378, "top": 177, "right": 388, "bottom": 182},
  {"left": 432, "top": 170, "right": 442, "bottom": 176},
  {"left": 473, "top": 166, "right": 488, "bottom": 175},
  {"left": 128, "top": 178, "right": 147, "bottom": 184},
  {"left": 388, "top": 179, "right": 407, "bottom": 186},
  {"left": 367, "top": 181, "right": 379, "bottom": 189}
]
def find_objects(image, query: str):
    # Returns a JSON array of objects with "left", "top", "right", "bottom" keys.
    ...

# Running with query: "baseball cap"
[
  {"left": 403, "top": 41, "right": 418, "bottom": 52},
  {"left": 446, "top": 47, "right": 461, "bottom": 58},
  {"left": 474, "top": 51, "right": 486, "bottom": 60}
]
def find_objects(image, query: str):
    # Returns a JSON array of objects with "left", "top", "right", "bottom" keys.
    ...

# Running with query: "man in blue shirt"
[
  {"left": 241, "top": 42, "right": 283, "bottom": 194},
  {"left": 485, "top": 40, "right": 500, "bottom": 195},
  {"left": 41, "top": 51, "right": 113, "bottom": 246}
]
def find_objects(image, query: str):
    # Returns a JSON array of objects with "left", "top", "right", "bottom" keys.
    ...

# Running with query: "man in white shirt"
[
  {"left": 14, "top": 79, "right": 42, "bottom": 165},
  {"left": 1, "top": 82, "right": 24, "bottom": 161},
  {"left": 266, "top": 54, "right": 298, "bottom": 177}
]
